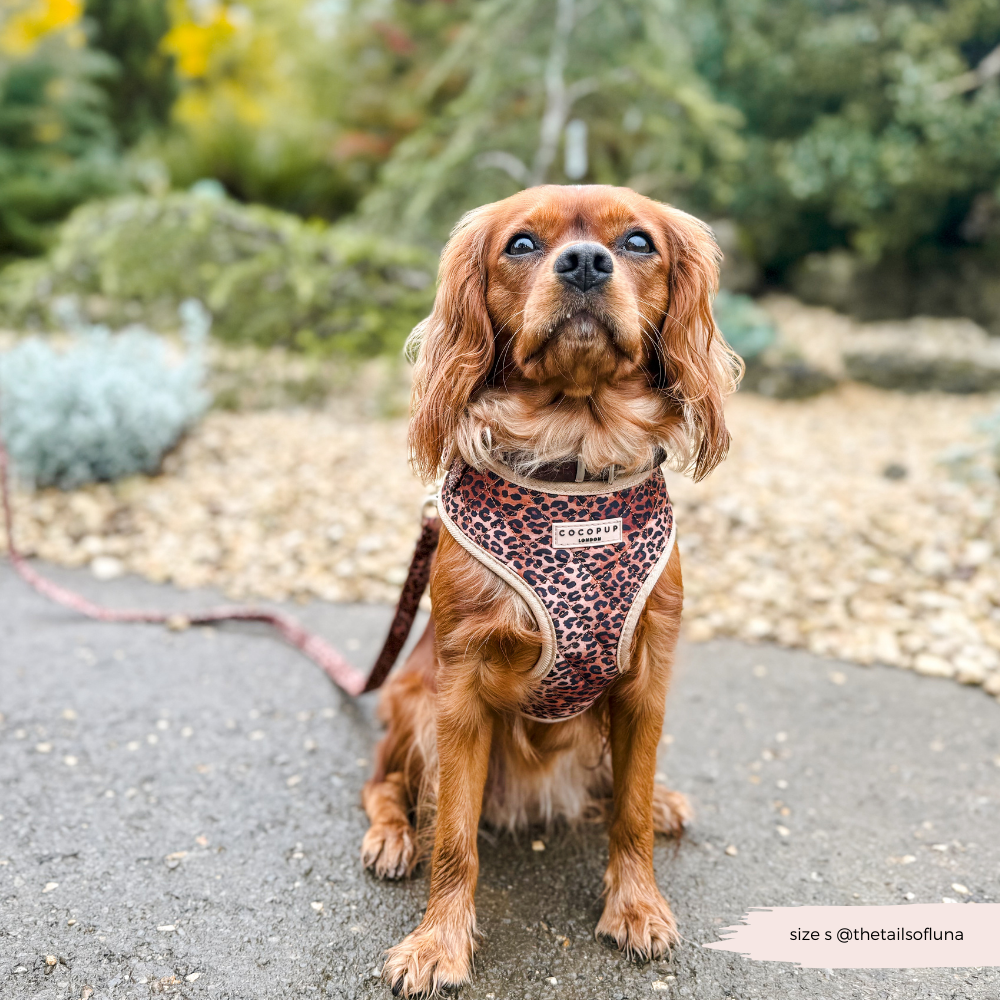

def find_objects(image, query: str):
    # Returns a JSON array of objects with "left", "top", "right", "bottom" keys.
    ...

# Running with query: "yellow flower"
[
  {"left": 161, "top": 3, "right": 237, "bottom": 80},
  {"left": 0, "top": 0, "right": 82, "bottom": 56}
]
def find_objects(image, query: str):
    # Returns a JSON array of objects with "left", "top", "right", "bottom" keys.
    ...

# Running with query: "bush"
[
  {"left": 0, "top": 190, "right": 437, "bottom": 356},
  {"left": 691, "top": 0, "right": 1000, "bottom": 285},
  {"left": 0, "top": 299, "right": 209, "bottom": 489}
]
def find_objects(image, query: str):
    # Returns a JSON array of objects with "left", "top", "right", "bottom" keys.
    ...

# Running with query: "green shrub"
[
  {"left": 0, "top": 191, "right": 436, "bottom": 356},
  {"left": 0, "top": 19, "right": 125, "bottom": 259}
]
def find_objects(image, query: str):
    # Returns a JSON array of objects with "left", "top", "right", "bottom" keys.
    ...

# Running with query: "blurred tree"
[
  {"left": 150, "top": 0, "right": 359, "bottom": 218},
  {"left": 154, "top": 0, "right": 332, "bottom": 212},
  {"left": 83, "top": 0, "right": 176, "bottom": 145},
  {"left": 151, "top": 0, "right": 469, "bottom": 221},
  {"left": 315, "top": 0, "right": 474, "bottom": 204},
  {"left": 4, "top": 0, "right": 1000, "bottom": 328},
  {"left": 362, "top": 0, "right": 745, "bottom": 240},
  {"left": 0, "top": 0, "right": 123, "bottom": 258}
]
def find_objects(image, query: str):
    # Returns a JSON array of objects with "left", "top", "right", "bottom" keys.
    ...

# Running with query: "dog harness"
[{"left": 437, "top": 459, "right": 676, "bottom": 722}]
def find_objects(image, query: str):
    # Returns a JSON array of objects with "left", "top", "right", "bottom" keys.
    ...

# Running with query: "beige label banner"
[{"left": 704, "top": 904, "right": 1000, "bottom": 968}]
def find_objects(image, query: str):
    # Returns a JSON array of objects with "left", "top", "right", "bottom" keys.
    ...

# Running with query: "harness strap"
[{"left": 0, "top": 423, "right": 436, "bottom": 697}]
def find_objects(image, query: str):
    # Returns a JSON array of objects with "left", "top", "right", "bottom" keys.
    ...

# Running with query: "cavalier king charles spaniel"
[{"left": 360, "top": 184, "right": 741, "bottom": 995}]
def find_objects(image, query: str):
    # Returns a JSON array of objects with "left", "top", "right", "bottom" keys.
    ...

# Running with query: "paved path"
[{"left": 1, "top": 564, "right": 999, "bottom": 1000}]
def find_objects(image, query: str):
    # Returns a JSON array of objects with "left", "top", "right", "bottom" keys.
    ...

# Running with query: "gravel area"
[
  {"left": 672, "top": 384, "right": 1000, "bottom": 697},
  {"left": 2, "top": 347, "right": 999, "bottom": 703}
]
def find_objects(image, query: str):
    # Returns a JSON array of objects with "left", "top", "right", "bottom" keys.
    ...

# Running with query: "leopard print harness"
[{"left": 437, "top": 459, "right": 676, "bottom": 722}]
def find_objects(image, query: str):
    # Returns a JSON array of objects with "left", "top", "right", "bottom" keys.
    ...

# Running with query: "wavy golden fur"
[{"left": 362, "top": 185, "right": 740, "bottom": 996}]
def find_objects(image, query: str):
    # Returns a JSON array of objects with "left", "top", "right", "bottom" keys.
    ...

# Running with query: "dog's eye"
[
  {"left": 506, "top": 234, "right": 537, "bottom": 256},
  {"left": 623, "top": 232, "right": 654, "bottom": 254}
]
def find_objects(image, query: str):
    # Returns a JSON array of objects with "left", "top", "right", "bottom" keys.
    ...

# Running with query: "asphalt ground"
[{"left": 2, "top": 563, "right": 1000, "bottom": 1000}]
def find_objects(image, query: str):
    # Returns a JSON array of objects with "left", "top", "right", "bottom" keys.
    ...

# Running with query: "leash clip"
[{"left": 421, "top": 491, "right": 439, "bottom": 523}]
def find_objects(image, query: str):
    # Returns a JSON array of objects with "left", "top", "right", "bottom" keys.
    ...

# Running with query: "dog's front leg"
[
  {"left": 382, "top": 686, "right": 494, "bottom": 996},
  {"left": 596, "top": 675, "right": 679, "bottom": 958}
]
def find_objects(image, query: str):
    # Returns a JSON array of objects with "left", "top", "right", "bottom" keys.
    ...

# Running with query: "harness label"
[{"left": 551, "top": 517, "right": 623, "bottom": 549}]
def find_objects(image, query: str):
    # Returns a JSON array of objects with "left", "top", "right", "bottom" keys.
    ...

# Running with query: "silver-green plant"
[
  {"left": 711, "top": 290, "right": 777, "bottom": 361},
  {"left": 939, "top": 406, "right": 1000, "bottom": 482},
  {"left": 980, "top": 407, "right": 1000, "bottom": 477},
  {"left": 0, "top": 300, "right": 209, "bottom": 489}
]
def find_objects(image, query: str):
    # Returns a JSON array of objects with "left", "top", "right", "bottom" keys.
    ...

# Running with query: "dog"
[{"left": 361, "top": 184, "right": 741, "bottom": 996}]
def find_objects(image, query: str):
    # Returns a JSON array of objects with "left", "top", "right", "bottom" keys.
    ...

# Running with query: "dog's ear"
[
  {"left": 655, "top": 205, "right": 743, "bottom": 481},
  {"left": 407, "top": 206, "right": 496, "bottom": 482}
]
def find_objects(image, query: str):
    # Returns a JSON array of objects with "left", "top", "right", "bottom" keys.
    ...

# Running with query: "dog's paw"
[
  {"left": 652, "top": 784, "right": 693, "bottom": 837},
  {"left": 596, "top": 885, "right": 679, "bottom": 959},
  {"left": 361, "top": 820, "right": 415, "bottom": 880},
  {"left": 382, "top": 920, "right": 474, "bottom": 997}
]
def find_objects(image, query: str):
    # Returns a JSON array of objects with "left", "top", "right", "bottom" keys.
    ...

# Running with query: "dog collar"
[{"left": 496, "top": 448, "right": 669, "bottom": 485}]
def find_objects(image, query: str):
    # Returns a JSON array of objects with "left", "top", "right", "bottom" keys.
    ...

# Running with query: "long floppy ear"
[
  {"left": 406, "top": 206, "right": 496, "bottom": 482},
  {"left": 657, "top": 206, "right": 743, "bottom": 481}
]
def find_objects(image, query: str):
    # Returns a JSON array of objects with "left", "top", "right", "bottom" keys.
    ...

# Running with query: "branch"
[
  {"left": 529, "top": 0, "right": 577, "bottom": 187},
  {"left": 475, "top": 151, "right": 531, "bottom": 185},
  {"left": 565, "top": 76, "right": 599, "bottom": 107},
  {"left": 933, "top": 43, "right": 1000, "bottom": 99},
  {"left": 477, "top": 0, "right": 600, "bottom": 190}
]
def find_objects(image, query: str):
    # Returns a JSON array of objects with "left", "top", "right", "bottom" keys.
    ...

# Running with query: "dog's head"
[{"left": 408, "top": 184, "right": 741, "bottom": 482}]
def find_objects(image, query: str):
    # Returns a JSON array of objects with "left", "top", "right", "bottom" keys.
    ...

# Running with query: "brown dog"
[{"left": 361, "top": 184, "right": 741, "bottom": 996}]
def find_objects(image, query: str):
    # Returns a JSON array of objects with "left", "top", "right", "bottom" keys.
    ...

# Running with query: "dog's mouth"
[
  {"left": 528, "top": 307, "right": 634, "bottom": 358},
  {"left": 513, "top": 308, "right": 642, "bottom": 393},
  {"left": 548, "top": 308, "right": 643, "bottom": 365},
  {"left": 552, "top": 310, "right": 610, "bottom": 343}
]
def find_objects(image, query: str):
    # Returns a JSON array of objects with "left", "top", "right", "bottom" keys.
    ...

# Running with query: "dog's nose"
[{"left": 553, "top": 242, "right": 613, "bottom": 292}]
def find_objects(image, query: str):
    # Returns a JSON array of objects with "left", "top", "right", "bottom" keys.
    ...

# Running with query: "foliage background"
[{"left": 1, "top": 0, "right": 999, "bottom": 346}]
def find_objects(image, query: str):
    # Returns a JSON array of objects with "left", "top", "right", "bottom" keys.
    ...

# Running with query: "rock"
[
  {"left": 90, "top": 556, "right": 124, "bottom": 580},
  {"left": 843, "top": 318, "right": 1000, "bottom": 394},
  {"left": 913, "top": 654, "right": 955, "bottom": 678},
  {"left": 714, "top": 292, "right": 835, "bottom": 400},
  {"left": 741, "top": 357, "right": 837, "bottom": 400},
  {"left": 790, "top": 246, "right": 1000, "bottom": 336},
  {"left": 761, "top": 295, "right": 1000, "bottom": 394}
]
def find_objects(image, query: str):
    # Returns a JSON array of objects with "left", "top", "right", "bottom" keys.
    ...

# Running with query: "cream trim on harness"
[
  {"left": 436, "top": 494, "right": 557, "bottom": 685},
  {"left": 616, "top": 517, "right": 677, "bottom": 671}
]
